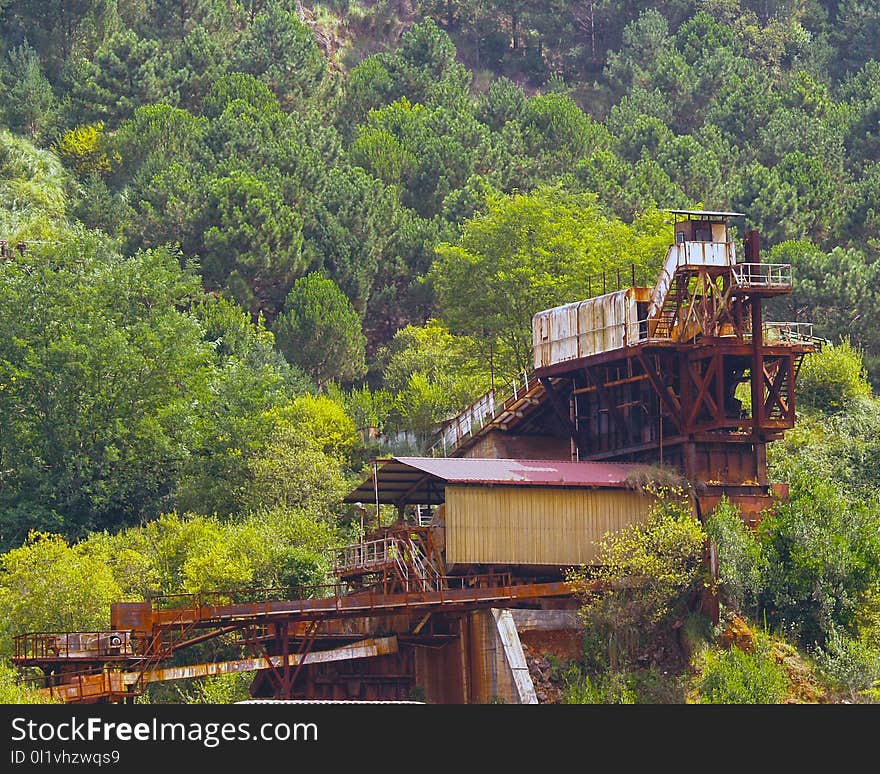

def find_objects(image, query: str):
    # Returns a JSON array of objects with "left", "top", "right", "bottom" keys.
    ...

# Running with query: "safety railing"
[
  {"left": 649, "top": 241, "right": 736, "bottom": 317},
  {"left": 415, "top": 505, "right": 433, "bottom": 527},
  {"left": 14, "top": 631, "right": 135, "bottom": 661},
  {"left": 429, "top": 370, "right": 537, "bottom": 457},
  {"left": 46, "top": 670, "right": 127, "bottom": 702},
  {"left": 582, "top": 263, "right": 654, "bottom": 297},
  {"left": 150, "top": 581, "right": 348, "bottom": 609},
  {"left": 732, "top": 263, "right": 792, "bottom": 289},
  {"left": 762, "top": 321, "right": 825, "bottom": 346},
  {"left": 148, "top": 572, "right": 525, "bottom": 614},
  {"left": 335, "top": 535, "right": 398, "bottom": 574}
]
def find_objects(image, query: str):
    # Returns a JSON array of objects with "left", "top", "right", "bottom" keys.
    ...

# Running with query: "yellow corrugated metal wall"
[{"left": 445, "top": 485, "right": 652, "bottom": 567}]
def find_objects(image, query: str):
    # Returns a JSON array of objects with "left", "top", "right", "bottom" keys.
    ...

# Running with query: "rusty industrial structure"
[{"left": 12, "top": 210, "right": 820, "bottom": 703}]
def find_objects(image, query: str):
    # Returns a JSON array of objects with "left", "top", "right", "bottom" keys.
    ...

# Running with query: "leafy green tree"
[
  {"left": 242, "top": 396, "right": 358, "bottom": 514},
  {"left": 59, "top": 28, "right": 175, "bottom": 128},
  {"left": 197, "top": 169, "right": 306, "bottom": 315},
  {"left": 175, "top": 295, "right": 308, "bottom": 519},
  {"left": 475, "top": 76, "right": 527, "bottom": 131},
  {"left": 90, "top": 503, "right": 338, "bottom": 599},
  {"left": 831, "top": 0, "right": 880, "bottom": 76},
  {"left": 333, "top": 56, "right": 397, "bottom": 141},
  {"left": 328, "top": 383, "right": 394, "bottom": 439},
  {"left": 272, "top": 273, "right": 367, "bottom": 388},
  {"left": 432, "top": 185, "right": 668, "bottom": 376},
  {"left": 54, "top": 122, "right": 115, "bottom": 178},
  {"left": 377, "top": 319, "right": 490, "bottom": 447},
  {"left": 758, "top": 472, "right": 880, "bottom": 646},
  {"left": 0, "top": 533, "right": 121, "bottom": 654},
  {"left": 388, "top": 17, "right": 472, "bottom": 106},
  {"left": 350, "top": 97, "right": 487, "bottom": 219},
  {"left": 675, "top": 9, "right": 736, "bottom": 67},
  {"left": 519, "top": 89, "right": 608, "bottom": 169},
  {"left": 380, "top": 319, "right": 487, "bottom": 395},
  {"left": 0, "top": 236, "right": 213, "bottom": 546},
  {"left": 144, "top": 0, "right": 222, "bottom": 40},
  {"left": 202, "top": 72, "right": 281, "bottom": 119},
  {"left": 231, "top": 506, "right": 337, "bottom": 589},
  {"left": 1, "top": 0, "right": 103, "bottom": 67},
  {"left": 843, "top": 161, "right": 880, "bottom": 246},
  {"left": 603, "top": 9, "right": 676, "bottom": 97},
  {"left": 301, "top": 164, "right": 400, "bottom": 315},
  {"left": 359, "top": 205, "right": 442, "bottom": 353},
  {"left": 796, "top": 341, "right": 873, "bottom": 413},
  {"left": 654, "top": 131, "right": 725, "bottom": 206},
  {"left": 0, "top": 130, "right": 71, "bottom": 241},
  {"left": 705, "top": 497, "right": 767, "bottom": 616},
  {"left": 112, "top": 104, "right": 208, "bottom": 187},
  {"left": 764, "top": 241, "right": 880, "bottom": 381},
  {"left": 769, "top": 387, "right": 880, "bottom": 501},
  {"left": 167, "top": 25, "right": 233, "bottom": 112},
  {"left": 839, "top": 60, "right": 880, "bottom": 165}
]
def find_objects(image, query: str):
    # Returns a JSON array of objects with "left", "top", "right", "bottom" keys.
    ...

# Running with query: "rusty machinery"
[
  {"left": 10, "top": 210, "right": 819, "bottom": 702},
  {"left": 12, "top": 573, "right": 576, "bottom": 703},
  {"left": 444, "top": 211, "right": 821, "bottom": 523}
]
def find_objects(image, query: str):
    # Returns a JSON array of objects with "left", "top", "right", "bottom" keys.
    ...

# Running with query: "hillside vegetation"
[{"left": 0, "top": 0, "right": 878, "bottom": 702}]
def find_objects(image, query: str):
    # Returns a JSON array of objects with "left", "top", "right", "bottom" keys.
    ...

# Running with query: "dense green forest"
[{"left": 0, "top": 0, "right": 879, "bottom": 703}]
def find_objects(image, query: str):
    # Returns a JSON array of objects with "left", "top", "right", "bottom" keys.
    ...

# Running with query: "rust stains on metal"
[
  {"left": 127, "top": 636, "right": 399, "bottom": 686},
  {"left": 147, "top": 577, "right": 577, "bottom": 628}
]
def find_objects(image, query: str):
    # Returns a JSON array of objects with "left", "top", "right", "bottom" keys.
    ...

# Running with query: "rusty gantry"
[
  {"left": 433, "top": 210, "right": 822, "bottom": 521},
  {"left": 12, "top": 210, "right": 819, "bottom": 703}
]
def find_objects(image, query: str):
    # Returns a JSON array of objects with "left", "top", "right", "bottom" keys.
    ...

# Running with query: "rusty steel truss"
[
  {"left": 13, "top": 574, "right": 580, "bottom": 703},
  {"left": 438, "top": 221, "right": 820, "bottom": 522}
]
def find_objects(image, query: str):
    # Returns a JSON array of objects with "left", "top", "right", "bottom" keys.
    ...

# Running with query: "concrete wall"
[
  {"left": 464, "top": 609, "right": 535, "bottom": 704},
  {"left": 460, "top": 431, "right": 571, "bottom": 461}
]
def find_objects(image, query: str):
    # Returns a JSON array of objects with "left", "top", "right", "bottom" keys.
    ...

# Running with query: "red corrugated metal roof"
[
  {"left": 344, "top": 457, "right": 653, "bottom": 505},
  {"left": 393, "top": 456, "right": 645, "bottom": 486}
]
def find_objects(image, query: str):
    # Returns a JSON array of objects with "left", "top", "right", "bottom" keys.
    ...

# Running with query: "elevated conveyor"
[{"left": 13, "top": 574, "right": 581, "bottom": 703}]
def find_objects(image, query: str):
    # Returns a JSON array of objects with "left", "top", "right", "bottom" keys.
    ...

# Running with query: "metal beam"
[
  {"left": 121, "top": 637, "right": 400, "bottom": 687},
  {"left": 584, "top": 367, "right": 630, "bottom": 447},
  {"left": 636, "top": 351, "right": 682, "bottom": 432},
  {"left": 538, "top": 377, "right": 583, "bottom": 450}
]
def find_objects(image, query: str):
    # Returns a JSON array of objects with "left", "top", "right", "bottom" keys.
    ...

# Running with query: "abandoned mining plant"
[{"left": 12, "top": 210, "right": 822, "bottom": 704}]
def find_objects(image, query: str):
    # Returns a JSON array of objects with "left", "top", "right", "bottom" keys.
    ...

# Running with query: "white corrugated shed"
[{"left": 532, "top": 288, "right": 642, "bottom": 369}]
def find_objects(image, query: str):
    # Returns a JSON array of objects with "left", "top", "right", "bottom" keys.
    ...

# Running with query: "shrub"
[
  {"left": 568, "top": 487, "right": 708, "bottom": 670},
  {"left": 797, "top": 340, "right": 872, "bottom": 413},
  {"left": 561, "top": 664, "right": 637, "bottom": 704},
  {"left": 696, "top": 640, "right": 788, "bottom": 704},
  {"left": 758, "top": 475, "right": 880, "bottom": 646},
  {"left": 0, "top": 661, "right": 58, "bottom": 704},
  {"left": 54, "top": 123, "right": 116, "bottom": 177},
  {"left": 814, "top": 627, "right": 880, "bottom": 702},
  {"left": 180, "top": 672, "right": 254, "bottom": 704},
  {"left": 705, "top": 497, "right": 767, "bottom": 614}
]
